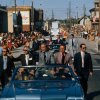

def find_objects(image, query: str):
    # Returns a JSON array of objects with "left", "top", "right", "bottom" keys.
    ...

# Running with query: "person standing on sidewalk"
[
  {"left": 74, "top": 43, "right": 93, "bottom": 96},
  {"left": 68, "top": 34, "right": 78, "bottom": 57}
]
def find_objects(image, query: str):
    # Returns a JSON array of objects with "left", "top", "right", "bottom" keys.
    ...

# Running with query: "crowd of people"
[{"left": 0, "top": 32, "right": 93, "bottom": 98}]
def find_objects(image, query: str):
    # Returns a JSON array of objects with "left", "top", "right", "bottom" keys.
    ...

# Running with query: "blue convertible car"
[{"left": 0, "top": 65, "right": 84, "bottom": 100}]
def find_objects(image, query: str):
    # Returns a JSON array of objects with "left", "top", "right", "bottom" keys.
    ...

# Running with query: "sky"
[{"left": 0, "top": 0, "right": 94, "bottom": 19}]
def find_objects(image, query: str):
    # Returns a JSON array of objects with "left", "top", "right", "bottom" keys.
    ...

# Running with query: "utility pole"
[
  {"left": 51, "top": 10, "right": 54, "bottom": 21},
  {"left": 14, "top": 0, "right": 16, "bottom": 14},
  {"left": 69, "top": 1, "right": 71, "bottom": 30},
  {"left": 67, "top": 8, "right": 69, "bottom": 19},
  {"left": 31, "top": 1, "right": 34, "bottom": 32},
  {"left": 76, "top": 7, "right": 78, "bottom": 24},
  {"left": 83, "top": 4, "right": 86, "bottom": 26}
]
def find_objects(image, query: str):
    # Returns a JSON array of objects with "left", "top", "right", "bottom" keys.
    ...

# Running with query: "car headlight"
[{"left": 67, "top": 97, "right": 84, "bottom": 100}]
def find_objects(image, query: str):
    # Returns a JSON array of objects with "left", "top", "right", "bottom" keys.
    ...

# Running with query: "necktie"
[
  {"left": 72, "top": 39, "right": 74, "bottom": 46},
  {"left": 62, "top": 53, "right": 65, "bottom": 64},
  {"left": 44, "top": 52, "right": 46, "bottom": 63},
  {"left": 3, "top": 56, "right": 7, "bottom": 70}
]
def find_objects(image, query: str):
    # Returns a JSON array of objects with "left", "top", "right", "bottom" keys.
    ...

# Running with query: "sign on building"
[{"left": 21, "top": 11, "right": 30, "bottom": 25}]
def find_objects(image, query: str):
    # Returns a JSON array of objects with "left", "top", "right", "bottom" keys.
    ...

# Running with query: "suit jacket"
[
  {"left": 74, "top": 52, "right": 93, "bottom": 74},
  {"left": 32, "top": 40, "right": 40, "bottom": 51},
  {"left": 54, "top": 52, "right": 73, "bottom": 65},
  {"left": 13, "top": 53, "right": 36, "bottom": 66},
  {"left": 54, "top": 39, "right": 63, "bottom": 44},
  {"left": 68, "top": 38, "right": 78, "bottom": 49},
  {"left": 0, "top": 56, "right": 15, "bottom": 77},
  {"left": 37, "top": 50, "right": 55, "bottom": 65}
]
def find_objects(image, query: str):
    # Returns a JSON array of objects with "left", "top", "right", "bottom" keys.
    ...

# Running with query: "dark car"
[{"left": 0, "top": 65, "right": 84, "bottom": 100}]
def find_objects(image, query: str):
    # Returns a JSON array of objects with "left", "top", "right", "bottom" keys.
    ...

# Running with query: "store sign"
[{"left": 21, "top": 11, "right": 30, "bottom": 25}]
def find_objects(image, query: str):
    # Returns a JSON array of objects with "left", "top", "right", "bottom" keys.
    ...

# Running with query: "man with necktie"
[
  {"left": 68, "top": 34, "right": 78, "bottom": 57},
  {"left": 54, "top": 44, "right": 73, "bottom": 66},
  {"left": 12, "top": 46, "right": 37, "bottom": 66},
  {"left": 37, "top": 43, "right": 55, "bottom": 65},
  {"left": 74, "top": 43, "right": 93, "bottom": 96},
  {"left": 0, "top": 47, "right": 15, "bottom": 88}
]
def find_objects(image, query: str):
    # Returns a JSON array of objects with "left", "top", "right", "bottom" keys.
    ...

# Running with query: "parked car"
[{"left": 0, "top": 64, "right": 85, "bottom": 100}]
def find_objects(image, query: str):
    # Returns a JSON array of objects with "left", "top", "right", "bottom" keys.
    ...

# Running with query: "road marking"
[
  {"left": 93, "top": 66, "right": 100, "bottom": 67},
  {"left": 93, "top": 65, "right": 100, "bottom": 70},
  {"left": 93, "top": 69, "right": 100, "bottom": 71}
]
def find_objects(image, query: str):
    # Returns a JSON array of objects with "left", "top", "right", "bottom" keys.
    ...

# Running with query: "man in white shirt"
[
  {"left": 68, "top": 34, "right": 79, "bottom": 57},
  {"left": 0, "top": 47, "right": 15, "bottom": 88},
  {"left": 12, "top": 46, "right": 37, "bottom": 66},
  {"left": 74, "top": 43, "right": 93, "bottom": 96}
]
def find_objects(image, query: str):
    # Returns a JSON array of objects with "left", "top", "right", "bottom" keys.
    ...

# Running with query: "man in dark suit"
[
  {"left": 54, "top": 35, "right": 63, "bottom": 44},
  {"left": 0, "top": 47, "right": 15, "bottom": 88},
  {"left": 74, "top": 43, "right": 93, "bottom": 96},
  {"left": 31, "top": 33, "right": 40, "bottom": 51},
  {"left": 12, "top": 46, "right": 37, "bottom": 66}
]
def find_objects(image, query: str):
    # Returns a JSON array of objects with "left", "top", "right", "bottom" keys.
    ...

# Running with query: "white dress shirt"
[
  {"left": 25, "top": 54, "right": 29, "bottom": 65},
  {"left": 81, "top": 51, "right": 85, "bottom": 68},
  {"left": 3, "top": 56, "right": 7, "bottom": 70}
]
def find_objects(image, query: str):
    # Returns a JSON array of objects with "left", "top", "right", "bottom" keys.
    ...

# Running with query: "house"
[
  {"left": 90, "top": 0, "right": 99, "bottom": 30},
  {"left": 78, "top": 15, "right": 91, "bottom": 31}
]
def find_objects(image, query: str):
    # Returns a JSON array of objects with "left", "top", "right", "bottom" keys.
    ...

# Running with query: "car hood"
[{"left": 1, "top": 80, "right": 83, "bottom": 100}]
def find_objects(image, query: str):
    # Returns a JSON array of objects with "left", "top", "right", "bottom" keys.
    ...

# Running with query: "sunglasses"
[
  {"left": 23, "top": 50, "right": 28, "bottom": 51},
  {"left": 82, "top": 47, "right": 86, "bottom": 49}
]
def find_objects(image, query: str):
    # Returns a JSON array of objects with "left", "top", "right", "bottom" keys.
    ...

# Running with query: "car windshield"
[
  {"left": 14, "top": 66, "right": 74, "bottom": 81},
  {"left": 14, "top": 66, "right": 75, "bottom": 89}
]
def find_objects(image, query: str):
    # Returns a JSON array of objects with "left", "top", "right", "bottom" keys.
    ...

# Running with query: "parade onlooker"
[
  {"left": 0, "top": 47, "right": 15, "bottom": 88},
  {"left": 74, "top": 43, "right": 93, "bottom": 96},
  {"left": 0, "top": 43, "right": 3, "bottom": 55},
  {"left": 54, "top": 35, "right": 63, "bottom": 44},
  {"left": 68, "top": 34, "right": 78, "bottom": 57},
  {"left": 31, "top": 33, "right": 40, "bottom": 51}
]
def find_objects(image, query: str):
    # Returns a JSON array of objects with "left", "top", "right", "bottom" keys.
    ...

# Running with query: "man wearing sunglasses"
[
  {"left": 12, "top": 46, "right": 37, "bottom": 66},
  {"left": 74, "top": 43, "right": 93, "bottom": 96}
]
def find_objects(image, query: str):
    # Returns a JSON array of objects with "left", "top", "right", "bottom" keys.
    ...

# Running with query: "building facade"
[
  {"left": 90, "top": 0, "right": 99, "bottom": 30},
  {"left": 34, "top": 9, "right": 44, "bottom": 30},
  {"left": 0, "top": 6, "right": 8, "bottom": 33},
  {"left": 7, "top": 6, "right": 44, "bottom": 33},
  {"left": 78, "top": 16, "right": 92, "bottom": 31},
  {"left": 7, "top": 6, "right": 33, "bottom": 32}
]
